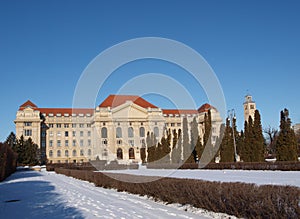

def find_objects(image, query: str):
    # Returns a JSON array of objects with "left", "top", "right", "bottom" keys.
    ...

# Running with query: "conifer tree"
[
  {"left": 171, "top": 129, "right": 182, "bottom": 163},
  {"left": 182, "top": 117, "right": 191, "bottom": 162},
  {"left": 146, "top": 132, "right": 156, "bottom": 163},
  {"left": 5, "top": 132, "right": 17, "bottom": 149},
  {"left": 276, "top": 109, "right": 298, "bottom": 161},
  {"left": 252, "top": 110, "right": 265, "bottom": 161},
  {"left": 203, "top": 110, "right": 212, "bottom": 147},
  {"left": 220, "top": 118, "right": 234, "bottom": 162},
  {"left": 242, "top": 116, "right": 253, "bottom": 162}
]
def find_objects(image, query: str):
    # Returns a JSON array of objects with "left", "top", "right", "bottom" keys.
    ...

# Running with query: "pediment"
[{"left": 111, "top": 101, "right": 148, "bottom": 119}]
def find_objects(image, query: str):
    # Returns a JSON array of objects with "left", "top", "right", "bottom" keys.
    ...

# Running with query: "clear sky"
[{"left": 0, "top": 0, "right": 299, "bottom": 142}]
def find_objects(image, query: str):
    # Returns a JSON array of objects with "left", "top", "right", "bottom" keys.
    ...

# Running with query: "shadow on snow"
[{"left": 0, "top": 169, "right": 84, "bottom": 219}]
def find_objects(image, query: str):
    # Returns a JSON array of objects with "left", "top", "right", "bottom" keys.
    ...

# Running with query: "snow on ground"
[
  {"left": 0, "top": 169, "right": 235, "bottom": 219},
  {"left": 103, "top": 166, "right": 300, "bottom": 187}
]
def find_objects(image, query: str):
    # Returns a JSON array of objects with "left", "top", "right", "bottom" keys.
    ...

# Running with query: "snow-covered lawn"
[
  {"left": 103, "top": 166, "right": 300, "bottom": 187},
  {"left": 0, "top": 169, "right": 234, "bottom": 219}
]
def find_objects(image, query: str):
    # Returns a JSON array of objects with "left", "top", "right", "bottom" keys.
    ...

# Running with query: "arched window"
[
  {"left": 65, "top": 150, "right": 69, "bottom": 157},
  {"left": 72, "top": 149, "right": 77, "bottom": 157},
  {"left": 101, "top": 127, "right": 107, "bottom": 138},
  {"left": 88, "top": 149, "right": 91, "bottom": 156},
  {"left": 129, "top": 148, "right": 135, "bottom": 159},
  {"left": 139, "top": 127, "right": 145, "bottom": 137},
  {"left": 116, "top": 127, "right": 122, "bottom": 138},
  {"left": 128, "top": 127, "right": 134, "bottom": 138},
  {"left": 117, "top": 148, "right": 123, "bottom": 160},
  {"left": 80, "top": 149, "right": 84, "bottom": 156},
  {"left": 154, "top": 127, "right": 159, "bottom": 138},
  {"left": 49, "top": 150, "right": 53, "bottom": 157},
  {"left": 57, "top": 150, "right": 61, "bottom": 157}
]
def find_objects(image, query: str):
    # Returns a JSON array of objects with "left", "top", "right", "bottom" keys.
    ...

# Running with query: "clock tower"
[{"left": 243, "top": 94, "right": 256, "bottom": 122}]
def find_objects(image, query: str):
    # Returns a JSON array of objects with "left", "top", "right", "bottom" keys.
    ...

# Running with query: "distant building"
[
  {"left": 243, "top": 94, "right": 256, "bottom": 122},
  {"left": 15, "top": 95, "right": 222, "bottom": 164},
  {"left": 293, "top": 123, "right": 300, "bottom": 133}
]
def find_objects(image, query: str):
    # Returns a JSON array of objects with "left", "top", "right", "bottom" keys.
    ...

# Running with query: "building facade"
[
  {"left": 15, "top": 95, "right": 222, "bottom": 164},
  {"left": 243, "top": 94, "right": 256, "bottom": 122}
]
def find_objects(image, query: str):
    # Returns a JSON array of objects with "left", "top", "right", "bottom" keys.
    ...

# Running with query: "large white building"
[{"left": 15, "top": 95, "right": 222, "bottom": 164}]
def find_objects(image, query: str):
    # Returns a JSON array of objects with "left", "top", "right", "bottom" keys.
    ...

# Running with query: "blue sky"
[{"left": 0, "top": 0, "right": 299, "bottom": 141}]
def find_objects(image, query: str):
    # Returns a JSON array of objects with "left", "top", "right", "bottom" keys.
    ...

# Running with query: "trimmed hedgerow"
[
  {"left": 146, "top": 161, "right": 300, "bottom": 171},
  {"left": 0, "top": 143, "right": 17, "bottom": 182},
  {"left": 55, "top": 168, "right": 300, "bottom": 219}
]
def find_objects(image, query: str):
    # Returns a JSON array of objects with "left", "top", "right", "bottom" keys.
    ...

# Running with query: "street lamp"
[{"left": 227, "top": 109, "right": 238, "bottom": 162}]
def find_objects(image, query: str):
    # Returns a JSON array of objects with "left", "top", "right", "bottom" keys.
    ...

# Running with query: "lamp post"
[{"left": 227, "top": 109, "right": 238, "bottom": 162}]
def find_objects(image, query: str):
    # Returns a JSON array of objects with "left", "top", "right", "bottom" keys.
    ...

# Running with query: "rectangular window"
[
  {"left": 24, "top": 122, "right": 32, "bottom": 126},
  {"left": 41, "top": 131, "right": 46, "bottom": 137},
  {"left": 80, "top": 140, "right": 84, "bottom": 147},
  {"left": 57, "top": 131, "right": 61, "bottom": 136},
  {"left": 72, "top": 124, "right": 76, "bottom": 128},
  {"left": 87, "top": 131, "right": 91, "bottom": 137},
  {"left": 65, "top": 131, "right": 69, "bottom": 137},
  {"left": 41, "top": 141, "right": 46, "bottom": 147},
  {"left": 65, "top": 140, "right": 69, "bottom": 147},
  {"left": 72, "top": 140, "right": 76, "bottom": 146},
  {"left": 250, "top": 105, "right": 255, "bottom": 109},
  {"left": 87, "top": 124, "right": 91, "bottom": 128},
  {"left": 72, "top": 131, "right": 76, "bottom": 137},
  {"left": 88, "top": 139, "right": 91, "bottom": 146},
  {"left": 79, "top": 123, "right": 84, "bottom": 128},
  {"left": 171, "top": 123, "right": 175, "bottom": 127},
  {"left": 49, "top": 140, "right": 53, "bottom": 147},
  {"left": 56, "top": 124, "right": 61, "bottom": 128},
  {"left": 177, "top": 123, "right": 181, "bottom": 126},
  {"left": 24, "top": 129, "right": 32, "bottom": 136},
  {"left": 80, "top": 131, "right": 84, "bottom": 137},
  {"left": 49, "top": 124, "right": 54, "bottom": 128},
  {"left": 212, "top": 127, "right": 216, "bottom": 134},
  {"left": 128, "top": 140, "right": 134, "bottom": 146},
  {"left": 49, "top": 131, "right": 53, "bottom": 136},
  {"left": 64, "top": 124, "right": 69, "bottom": 128},
  {"left": 57, "top": 140, "right": 61, "bottom": 147}
]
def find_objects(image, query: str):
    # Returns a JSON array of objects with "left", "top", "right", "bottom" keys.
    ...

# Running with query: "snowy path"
[
  {"left": 0, "top": 169, "right": 212, "bottom": 219},
  {"left": 103, "top": 168, "right": 300, "bottom": 187}
]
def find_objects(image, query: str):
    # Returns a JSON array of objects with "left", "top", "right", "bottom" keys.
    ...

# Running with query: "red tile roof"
[
  {"left": 19, "top": 100, "right": 38, "bottom": 110},
  {"left": 99, "top": 95, "right": 158, "bottom": 108},
  {"left": 39, "top": 108, "right": 94, "bottom": 116},
  {"left": 162, "top": 109, "right": 198, "bottom": 115},
  {"left": 197, "top": 103, "right": 216, "bottom": 113}
]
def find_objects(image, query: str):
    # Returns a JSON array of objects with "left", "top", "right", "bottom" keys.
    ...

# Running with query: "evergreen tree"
[
  {"left": 252, "top": 110, "right": 265, "bottom": 161},
  {"left": 171, "top": 129, "right": 182, "bottom": 163},
  {"left": 236, "top": 130, "right": 244, "bottom": 159},
  {"left": 182, "top": 117, "right": 191, "bottom": 162},
  {"left": 242, "top": 116, "right": 254, "bottom": 162},
  {"left": 146, "top": 132, "right": 155, "bottom": 163},
  {"left": 5, "top": 132, "right": 17, "bottom": 149},
  {"left": 203, "top": 110, "right": 212, "bottom": 147},
  {"left": 195, "top": 136, "right": 203, "bottom": 163},
  {"left": 220, "top": 118, "right": 234, "bottom": 162},
  {"left": 190, "top": 117, "right": 202, "bottom": 163},
  {"left": 140, "top": 147, "right": 146, "bottom": 164},
  {"left": 23, "top": 138, "right": 38, "bottom": 165},
  {"left": 276, "top": 109, "right": 298, "bottom": 161}
]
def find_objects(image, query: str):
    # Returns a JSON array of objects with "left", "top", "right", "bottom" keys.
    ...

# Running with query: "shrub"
[
  {"left": 0, "top": 143, "right": 17, "bottom": 181},
  {"left": 55, "top": 168, "right": 300, "bottom": 218}
]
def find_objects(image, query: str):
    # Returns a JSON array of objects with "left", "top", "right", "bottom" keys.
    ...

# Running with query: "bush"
[
  {"left": 146, "top": 161, "right": 300, "bottom": 171},
  {"left": 55, "top": 168, "right": 300, "bottom": 218},
  {"left": 0, "top": 143, "right": 17, "bottom": 182}
]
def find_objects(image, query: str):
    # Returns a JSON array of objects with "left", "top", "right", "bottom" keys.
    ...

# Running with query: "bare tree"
[{"left": 264, "top": 126, "right": 278, "bottom": 157}]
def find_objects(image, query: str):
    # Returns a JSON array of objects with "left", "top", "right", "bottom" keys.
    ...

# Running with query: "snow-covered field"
[
  {"left": 0, "top": 169, "right": 235, "bottom": 219},
  {"left": 103, "top": 166, "right": 300, "bottom": 187}
]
